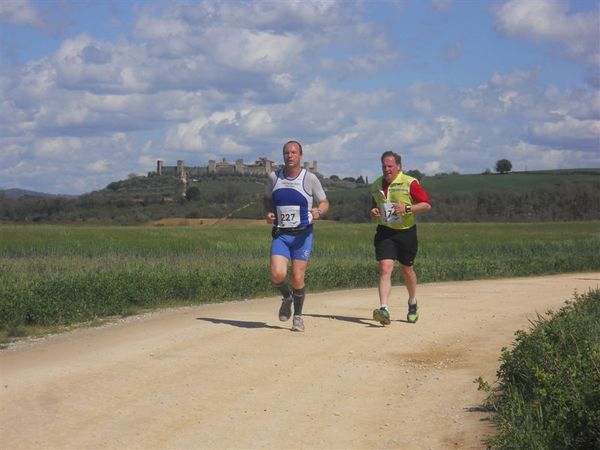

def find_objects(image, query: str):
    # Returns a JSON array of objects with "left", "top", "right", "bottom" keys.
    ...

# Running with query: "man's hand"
[
  {"left": 266, "top": 212, "right": 276, "bottom": 224},
  {"left": 393, "top": 202, "right": 410, "bottom": 215}
]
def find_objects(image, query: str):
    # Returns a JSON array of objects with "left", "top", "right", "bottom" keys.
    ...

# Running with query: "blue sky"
[{"left": 1, "top": 0, "right": 599, "bottom": 195}]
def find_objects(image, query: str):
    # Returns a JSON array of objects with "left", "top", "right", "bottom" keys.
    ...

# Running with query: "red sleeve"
[{"left": 409, "top": 180, "right": 430, "bottom": 204}]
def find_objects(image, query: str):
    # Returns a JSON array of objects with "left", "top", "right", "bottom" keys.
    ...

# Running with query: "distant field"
[
  {"left": 1, "top": 221, "right": 599, "bottom": 340},
  {"left": 420, "top": 169, "right": 600, "bottom": 194}
]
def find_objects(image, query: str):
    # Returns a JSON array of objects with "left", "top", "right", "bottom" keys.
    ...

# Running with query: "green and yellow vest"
[{"left": 371, "top": 172, "right": 416, "bottom": 230}]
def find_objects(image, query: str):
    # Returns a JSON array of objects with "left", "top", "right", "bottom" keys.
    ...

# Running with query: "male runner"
[
  {"left": 264, "top": 140, "right": 329, "bottom": 332},
  {"left": 370, "top": 151, "right": 431, "bottom": 324}
]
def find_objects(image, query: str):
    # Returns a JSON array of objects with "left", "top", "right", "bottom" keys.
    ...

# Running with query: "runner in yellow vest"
[{"left": 370, "top": 151, "right": 431, "bottom": 324}]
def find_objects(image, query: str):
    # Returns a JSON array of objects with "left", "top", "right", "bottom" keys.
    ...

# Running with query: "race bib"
[
  {"left": 276, "top": 205, "right": 301, "bottom": 228},
  {"left": 380, "top": 202, "right": 402, "bottom": 224}
]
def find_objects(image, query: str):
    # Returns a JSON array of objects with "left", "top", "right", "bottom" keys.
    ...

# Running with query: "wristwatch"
[{"left": 405, "top": 205, "right": 412, "bottom": 214}]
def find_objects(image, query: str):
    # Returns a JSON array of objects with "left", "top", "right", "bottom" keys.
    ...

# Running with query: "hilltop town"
[{"left": 156, "top": 157, "right": 319, "bottom": 181}]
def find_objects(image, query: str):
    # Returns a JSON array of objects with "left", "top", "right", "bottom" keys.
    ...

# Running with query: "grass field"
[
  {"left": 1, "top": 221, "right": 599, "bottom": 340},
  {"left": 419, "top": 169, "right": 600, "bottom": 194}
]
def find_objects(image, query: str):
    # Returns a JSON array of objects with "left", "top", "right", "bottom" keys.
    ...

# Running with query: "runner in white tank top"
[{"left": 263, "top": 141, "right": 329, "bottom": 332}]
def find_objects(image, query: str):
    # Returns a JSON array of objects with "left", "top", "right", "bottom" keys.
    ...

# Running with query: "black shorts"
[{"left": 374, "top": 225, "right": 418, "bottom": 266}]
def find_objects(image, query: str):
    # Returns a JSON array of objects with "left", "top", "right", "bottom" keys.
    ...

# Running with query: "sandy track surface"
[{"left": 1, "top": 273, "right": 599, "bottom": 450}]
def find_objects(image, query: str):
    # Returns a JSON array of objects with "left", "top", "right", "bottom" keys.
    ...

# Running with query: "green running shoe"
[
  {"left": 407, "top": 302, "right": 418, "bottom": 323},
  {"left": 373, "top": 307, "right": 391, "bottom": 325}
]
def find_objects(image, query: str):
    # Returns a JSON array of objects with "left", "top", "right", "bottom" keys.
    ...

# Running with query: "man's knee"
[
  {"left": 379, "top": 260, "right": 395, "bottom": 276},
  {"left": 400, "top": 264, "right": 416, "bottom": 282},
  {"left": 289, "top": 262, "right": 307, "bottom": 287}
]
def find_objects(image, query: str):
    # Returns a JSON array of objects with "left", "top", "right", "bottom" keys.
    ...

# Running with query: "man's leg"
[
  {"left": 289, "top": 259, "right": 307, "bottom": 331},
  {"left": 290, "top": 259, "right": 307, "bottom": 314},
  {"left": 400, "top": 264, "right": 417, "bottom": 301},
  {"left": 400, "top": 264, "right": 419, "bottom": 323},
  {"left": 270, "top": 254, "right": 289, "bottom": 285},
  {"left": 373, "top": 259, "right": 394, "bottom": 325},
  {"left": 378, "top": 259, "right": 395, "bottom": 307},
  {"left": 271, "top": 255, "right": 292, "bottom": 321}
]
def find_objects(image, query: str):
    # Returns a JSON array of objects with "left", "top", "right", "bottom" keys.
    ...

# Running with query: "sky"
[{"left": 1, "top": 0, "right": 599, "bottom": 195}]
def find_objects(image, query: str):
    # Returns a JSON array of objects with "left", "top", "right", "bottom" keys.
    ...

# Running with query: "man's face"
[
  {"left": 381, "top": 156, "right": 401, "bottom": 183},
  {"left": 283, "top": 143, "right": 302, "bottom": 168}
]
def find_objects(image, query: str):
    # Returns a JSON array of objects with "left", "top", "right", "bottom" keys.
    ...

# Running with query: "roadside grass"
[
  {"left": 1, "top": 221, "right": 599, "bottom": 345},
  {"left": 476, "top": 289, "right": 600, "bottom": 449}
]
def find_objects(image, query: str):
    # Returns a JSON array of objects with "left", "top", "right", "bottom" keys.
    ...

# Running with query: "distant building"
[{"left": 156, "top": 157, "right": 319, "bottom": 179}]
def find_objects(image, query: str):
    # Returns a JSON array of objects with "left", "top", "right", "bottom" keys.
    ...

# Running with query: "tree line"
[
  {"left": 326, "top": 179, "right": 600, "bottom": 223},
  {"left": 1, "top": 177, "right": 598, "bottom": 224}
]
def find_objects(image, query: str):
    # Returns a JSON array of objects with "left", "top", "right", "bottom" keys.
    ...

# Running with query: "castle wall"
[{"left": 157, "top": 156, "right": 317, "bottom": 178}]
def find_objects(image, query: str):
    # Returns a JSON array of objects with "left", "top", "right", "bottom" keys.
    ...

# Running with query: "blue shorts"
[{"left": 271, "top": 227, "right": 313, "bottom": 261}]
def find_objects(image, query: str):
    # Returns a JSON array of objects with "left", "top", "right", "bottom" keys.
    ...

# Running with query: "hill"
[
  {"left": 0, "top": 188, "right": 77, "bottom": 199},
  {"left": 0, "top": 169, "right": 598, "bottom": 224},
  {"left": 419, "top": 169, "right": 600, "bottom": 194},
  {"left": 325, "top": 168, "right": 600, "bottom": 223}
]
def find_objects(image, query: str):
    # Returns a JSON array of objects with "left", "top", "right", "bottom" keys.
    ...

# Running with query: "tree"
[
  {"left": 406, "top": 169, "right": 424, "bottom": 180},
  {"left": 185, "top": 186, "right": 201, "bottom": 201},
  {"left": 495, "top": 159, "right": 512, "bottom": 174}
]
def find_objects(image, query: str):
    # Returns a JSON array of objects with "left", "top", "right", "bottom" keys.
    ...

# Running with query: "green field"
[
  {"left": 420, "top": 169, "right": 600, "bottom": 194},
  {"left": 1, "top": 221, "right": 599, "bottom": 340}
]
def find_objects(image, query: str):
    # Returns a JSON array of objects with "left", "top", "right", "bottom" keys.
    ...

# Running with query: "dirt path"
[{"left": 1, "top": 273, "right": 599, "bottom": 450}]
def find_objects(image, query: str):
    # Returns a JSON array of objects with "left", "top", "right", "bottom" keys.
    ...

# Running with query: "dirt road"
[{"left": 1, "top": 273, "right": 598, "bottom": 450}]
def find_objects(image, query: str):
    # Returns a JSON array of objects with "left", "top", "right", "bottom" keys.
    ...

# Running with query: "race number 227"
[{"left": 280, "top": 212, "right": 296, "bottom": 222}]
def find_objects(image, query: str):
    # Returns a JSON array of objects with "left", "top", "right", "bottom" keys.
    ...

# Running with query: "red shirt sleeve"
[{"left": 409, "top": 180, "right": 430, "bottom": 204}]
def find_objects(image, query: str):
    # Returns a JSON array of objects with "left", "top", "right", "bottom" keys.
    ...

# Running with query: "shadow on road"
[
  {"left": 197, "top": 317, "right": 285, "bottom": 330},
  {"left": 304, "top": 313, "right": 381, "bottom": 327}
]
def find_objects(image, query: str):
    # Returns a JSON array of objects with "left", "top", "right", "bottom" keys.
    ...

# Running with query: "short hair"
[
  {"left": 381, "top": 151, "right": 401, "bottom": 165},
  {"left": 283, "top": 140, "right": 303, "bottom": 155}
]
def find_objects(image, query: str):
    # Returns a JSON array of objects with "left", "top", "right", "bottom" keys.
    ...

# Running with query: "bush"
[{"left": 478, "top": 289, "right": 600, "bottom": 449}]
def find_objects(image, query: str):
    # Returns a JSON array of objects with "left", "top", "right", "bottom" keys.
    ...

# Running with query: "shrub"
[{"left": 478, "top": 289, "right": 600, "bottom": 449}]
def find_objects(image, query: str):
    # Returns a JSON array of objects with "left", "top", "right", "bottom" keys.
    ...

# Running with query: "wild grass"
[{"left": 1, "top": 221, "right": 599, "bottom": 341}]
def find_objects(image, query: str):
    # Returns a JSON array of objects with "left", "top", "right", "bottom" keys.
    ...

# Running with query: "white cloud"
[
  {"left": 494, "top": 0, "right": 600, "bottom": 67},
  {"left": 52, "top": 34, "right": 152, "bottom": 93},
  {"left": 414, "top": 116, "right": 466, "bottom": 157},
  {"left": 411, "top": 97, "right": 434, "bottom": 114},
  {"left": 530, "top": 114, "right": 600, "bottom": 150},
  {"left": 423, "top": 160, "right": 442, "bottom": 174},
  {"left": 212, "top": 29, "right": 305, "bottom": 73},
  {"left": 311, "top": 132, "right": 360, "bottom": 161},
  {"left": 240, "top": 109, "right": 275, "bottom": 137},
  {"left": 0, "top": 0, "right": 43, "bottom": 28},
  {"left": 164, "top": 110, "right": 256, "bottom": 154},
  {"left": 34, "top": 137, "right": 82, "bottom": 158},
  {"left": 508, "top": 141, "right": 571, "bottom": 170},
  {"left": 87, "top": 159, "right": 110, "bottom": 173}
]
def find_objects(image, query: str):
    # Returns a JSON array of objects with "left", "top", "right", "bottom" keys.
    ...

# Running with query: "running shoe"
[
  {"left": 278, "top": 297, "right": 292, "bottom": 321},
  {"left": 407, "top": 302, "right": 419, "bottom": 323},
  {"left": 373, "top": 307, "right": 391, "bottom": 325},
  {"left": 291, "top": 315, "right": 305, "bottom": 332}
]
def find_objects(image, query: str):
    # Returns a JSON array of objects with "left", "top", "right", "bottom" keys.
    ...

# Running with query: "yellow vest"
[{"left": 371, "top": 172, "right": 416, "bottom": 229}]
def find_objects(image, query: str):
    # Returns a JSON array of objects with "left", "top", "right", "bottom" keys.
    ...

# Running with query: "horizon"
[{"left": 3, "top": 166, "right": 598, "bottom": 197}]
